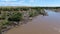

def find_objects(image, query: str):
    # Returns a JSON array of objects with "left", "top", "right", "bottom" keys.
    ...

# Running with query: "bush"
[
  {"left": 1, "top": 20, "right": 10, "bottom": 26},
  {"left": 29, "top": 10, "right": 38, "bottom": 17},
  {"left": 29, "top": 11, "right": 33, "bottom": 17},
  {"left": 0, "top": 20, "right": 10, "bottom": 30},
  {"left": 8, "top": 11, "right": 22, "bottom": 22},
  {"left": 0, "top": 13, "right": 6, "bottom": 20}
]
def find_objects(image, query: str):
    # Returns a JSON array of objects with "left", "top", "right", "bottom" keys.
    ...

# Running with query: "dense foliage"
[{"left": 8, "top": 11, "right": 22, "bottom": 21}]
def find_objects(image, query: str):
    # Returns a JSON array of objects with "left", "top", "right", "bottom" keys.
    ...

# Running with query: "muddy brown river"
[{"left": 6, "top": 10, "right": 60, "bottom": 34}]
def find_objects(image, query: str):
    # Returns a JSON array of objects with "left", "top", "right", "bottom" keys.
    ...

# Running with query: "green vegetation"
[
  {"left": 29, "top": 10, "right": 38, "bottom": 17},
  {"left": 8, "top": 11, "right": 22, "bottom": 21},
  {"left": 0, "top": 7, "right": 47, "bottom": 34},
  {"left": 0, "top": 11, "right": 23, "bottom": 34}
]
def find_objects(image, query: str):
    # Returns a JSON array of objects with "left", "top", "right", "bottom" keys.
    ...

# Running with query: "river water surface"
[{"left": 6, "top": 10, "right": 60, "bottom": 34}]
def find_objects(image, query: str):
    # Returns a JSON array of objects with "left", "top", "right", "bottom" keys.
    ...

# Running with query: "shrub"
[
  {"left": 29, "top": 10, "right": 38, "bottom": 17},
  {"left": 29, "top": 11, "right": 34, "bottom": 17},
  {"left": 1, "top": 20, "right": 10, "bottom": 26},
  {"left": 8, "top": 11, "right": 22, "bottom": 22},
  {"left": 0, "top": 12, "right": 7, "bottom": 20}
]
